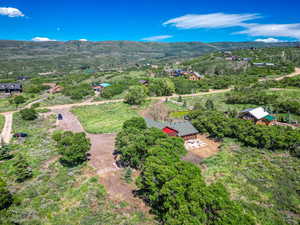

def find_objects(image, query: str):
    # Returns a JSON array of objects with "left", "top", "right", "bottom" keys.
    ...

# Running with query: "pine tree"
[
  {"left": 13, "top": 154, "right": 32, "bottom": 182},
  {"left": 205, "top": 99, "right": 215, "bottom": 110},
  {"left": 0, "top": 177, "right": 13, "bottom": 210}
]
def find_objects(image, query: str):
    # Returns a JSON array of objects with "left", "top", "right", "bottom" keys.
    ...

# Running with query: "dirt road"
[
  {"left": 1, "top": 112, "right": 13, "bottom": 144},
  {"left": 259, "top": 67, "right": 300, "bottom": 82},
  {"left": 53, "top": 108, "right": 145, "bottom": 207}
]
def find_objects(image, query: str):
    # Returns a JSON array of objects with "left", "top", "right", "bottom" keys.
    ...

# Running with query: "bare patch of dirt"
[
  {"left": 183, "top": 135, "right": 220, "bottom": 164},
  {"left": 41, "top": 156, "right": 59, "bottom": 171}
]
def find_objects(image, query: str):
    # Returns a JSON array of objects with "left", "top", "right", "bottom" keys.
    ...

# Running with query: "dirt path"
[
  {"left": 1, "top": 112, "right": 13, "bottom": 144},
  {"left": 259, "top": 67, "right": 300, "bottom": 81}
]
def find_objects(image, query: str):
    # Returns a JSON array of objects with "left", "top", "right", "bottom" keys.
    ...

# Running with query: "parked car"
[
  {"left": 57, "top": 113, "right": 63, "bottom": 120},
  {"left": 13, "top": 132, "right": 28, "bottom": 138}
]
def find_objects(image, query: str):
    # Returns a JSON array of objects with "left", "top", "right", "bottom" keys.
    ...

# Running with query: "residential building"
[
  {"left": 92, "top": 82, "right": 112, "bottom": 92},
  {"left": 239, "top": 107, "right": 276, "bottom": 126},
  {"left": 188, "top": 72, "right": 205, "bottom": 81},
  {"left": 145, "top": 118, "right": 199, "bottom": 140},
  {"left": 0, "top": 83, "right": 22, "bottom": 93}
]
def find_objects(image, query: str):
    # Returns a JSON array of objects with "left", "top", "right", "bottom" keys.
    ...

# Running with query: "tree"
[
  {"left": 205, "top": 99, "right": 215, "bottom": 110},
  {"left": 54, "top": 132, "right": 91, "bottom": 166},
  {"left": 13, "top": 95, "right": 26, "bottom": 107},
  {"left": 124, "top": 85, "right": 147, "bottom": 105},
  {"left": 0, "top": 177, "right": 13, "bottom": 210},
  {"left": 177, "top": 95, "right": 183, "bottom": 102},
  {"left": 0, "top": 145, "right": 13, "bottom": 160},
  {"left": 13, "top": 154, "right": 32, "bottom": 182},
  {"left": 20, "top": 108, "right": 37, "bottom": 120},
  {"left": 123, "top": 117, "right": 147, "bottom": 130},
  {"left": 149, "top": 78, "right": 175, "bottom": 96}
]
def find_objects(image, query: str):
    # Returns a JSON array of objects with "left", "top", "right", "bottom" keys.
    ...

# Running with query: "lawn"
[
  {"left": 202, "top": 139, "right": 300, "bottom": 225},
  {"left": 0, "top": 111, "right": 154, "bottom": 225},
  {"left": 72, "top": 102, "right": 141, "bottom": 134}
]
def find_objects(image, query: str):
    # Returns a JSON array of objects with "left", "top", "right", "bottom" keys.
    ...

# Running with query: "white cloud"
[
  {"left": 255, "top": 37, "right": 283, "bottom": 43},
  {"left": 79, "top": 39, "right": 88, "bottom": 42},
  {"left": 163, "top": 13, "right": 260, "bottom": 29},
  {"left": 32, "top": 37, "right": 56, "bottom": 42},
  {"left": 238, "top": 23, "right": 300, "bottom": 40},
  {"left": 0, "top": 7, "right": 24, "bottom": 17},
  {"left": 142, "top": 35, "right": 172, "bottom": 41}
]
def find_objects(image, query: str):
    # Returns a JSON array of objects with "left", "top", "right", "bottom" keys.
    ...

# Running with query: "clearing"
[{"left": 71, "top": 102, "right": 141, "bottom": 134}]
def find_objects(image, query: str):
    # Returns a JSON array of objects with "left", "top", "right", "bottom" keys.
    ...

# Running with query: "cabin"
[
  {"left": 239, "top": 107, "right": 276, "bottom": 126},
  {"left": 0, "top": 83, "right": 22, "bottom": 93},
  {"left": 144, "top": 118, "right": 199, "bottom": 140},
  {"left": 188, "top": 72, "right": 204, "bottom": 81},
  {"left": 92, "top": 82, "right": 112, "bottom": 92},
  {"left": 139, "top": 80, "right": 149, "bottom": 86}
]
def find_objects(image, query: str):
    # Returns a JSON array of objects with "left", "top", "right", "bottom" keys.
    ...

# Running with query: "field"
[
  {"left": 71, "top": 102, "right": 141, "bottom": 134},
  {"left": 170, "top": 92, "right": 257, "bottom": 112},
  {"left": 0, "top": 112, "right": 154, "bottom": 225},
  {"left": 202, "top": 138, "right": 300, "bottom": 225}
]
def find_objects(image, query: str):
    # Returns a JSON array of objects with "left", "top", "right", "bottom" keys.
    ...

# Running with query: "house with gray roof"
[
  {"left": 0, "top": 83, "right": 22, "bottom": 93},
  {"left": 144, "top": 118, "right": 199, "bottom": 140}
]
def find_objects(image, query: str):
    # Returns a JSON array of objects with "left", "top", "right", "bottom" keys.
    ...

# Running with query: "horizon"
[{"left": 1, "top": 0, "right": 300, "bottom": 43}]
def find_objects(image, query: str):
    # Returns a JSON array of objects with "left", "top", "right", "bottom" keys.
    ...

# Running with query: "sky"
[{"left": 0, "top": 0, "right": 300, "bottom": 43}]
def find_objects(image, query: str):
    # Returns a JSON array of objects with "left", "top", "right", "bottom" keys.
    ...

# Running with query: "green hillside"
[{"left": 0, "top": 40, "right": 299, "bottom": 78}]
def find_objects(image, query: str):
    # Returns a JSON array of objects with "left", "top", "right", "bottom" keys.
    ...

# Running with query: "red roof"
[{"left": 162, "top": 127, "right": 178, "bottom": 134}]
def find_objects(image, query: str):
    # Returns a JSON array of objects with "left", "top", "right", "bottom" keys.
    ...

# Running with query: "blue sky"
[{"left": 0, "top": 0, "right": 300, "bottom": 43}]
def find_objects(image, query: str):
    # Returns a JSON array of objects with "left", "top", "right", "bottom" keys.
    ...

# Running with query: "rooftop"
[{"left": 144, "top": 118, "right": 199, "bottom": 137}]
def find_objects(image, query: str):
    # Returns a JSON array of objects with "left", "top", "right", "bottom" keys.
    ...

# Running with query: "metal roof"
[
  {"left": 100, "top": 83, "right": 112, "bottom": 88},
  {"left": 144, "top": 118, "right": 199, "bottom": 137},
  {"left": 240, "top": 107, "right": 269, "bottom": 120},
  {"left": 0, "top": 83, "right": 22, "bottom": 90}
]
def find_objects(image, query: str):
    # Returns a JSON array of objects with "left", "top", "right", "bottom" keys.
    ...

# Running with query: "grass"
[
  {"left": 40, "top": 93, "right": 81, "bottom": 107},
  {"left": 202, "top": 139, "right": 300, "bottom": 225},
  {"left": 0, "top": 111, "right": 154, "bottom": 225},
  {"left": 0, "top": 114, "right": 4, "bottom": 132},
  {"left": 170, "top": 92, "right": 258, "bottom": 112},
  {"left": 269, "top": 88, "right": 300, "bottom": 100},
  {"left": 71, "top": 102, "right": 141, "bottom": 134}
]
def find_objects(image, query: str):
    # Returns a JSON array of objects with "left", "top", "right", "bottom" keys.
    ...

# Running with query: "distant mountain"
[{"left": 0, "top": 40, "right": 299, "bottom": 77}]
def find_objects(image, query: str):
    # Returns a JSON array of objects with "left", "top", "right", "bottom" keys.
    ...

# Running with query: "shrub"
[
  {"left": 0, "top": 177, "right": 13, "bottom": 210},
  {"left": 20, "top": 108, "right": 37, "bottom": 120},
  {"left": 54, "top": 131, "right": 91, "bottom": 166},
  {"left": 13, "top": 95, "right": 26, "bottom": 106},
  {"left": 0, "top": 145, "right": 13, "bottom": 160},
  {"left": 31, "top": 103, "right": 40, "bottom": 109}
]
